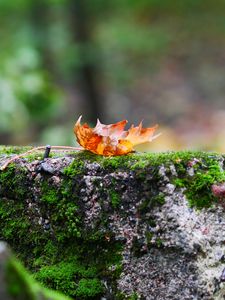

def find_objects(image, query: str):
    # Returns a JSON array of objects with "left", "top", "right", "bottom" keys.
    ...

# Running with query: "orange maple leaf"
[{"left": 74, "top": 116, "right": 160, "bottom": 156}]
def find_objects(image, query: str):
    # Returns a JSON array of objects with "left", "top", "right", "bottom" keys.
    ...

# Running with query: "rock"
[{"left": 0, "top": 147, "right": 225, "bottom": 299}]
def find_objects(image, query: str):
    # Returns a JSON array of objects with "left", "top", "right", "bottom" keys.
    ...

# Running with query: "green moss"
[
  {"left": 128, "top": 150, "right": 223, "bottom": 170},
  {"left": 41, "top": 188, "right": 59, "bottom": 204},
  {"left": 152, "top": 192, "right": 165, "bottom": 205},
  {"left": 172, "top": 155, "right": 225, "bottom": 208},
  {"left": 0, "top": 199, "right": 30, "bottom": 246},
  {"left": 115, "top": 291, "right": 126, "bottom": 299},
  {"left": 101, "top": 155, "right": 132, "bottom": 170},
  {"left": 6, "top": 255, "right": 72, "bottom": 300},
  {"left": 30, "top": 175, "right": 122, "bottom": 298},
  {"left": 129, "top": 293, "right": 139, "bottom": 300},
  {"left": 173, "top": 178, "right": 185, "bottom": 188},
  {"left": 64, "top": 159, "right": 85, "bottom": 176},
  {"left": 0, "top": 146, "right": 32, "bottom": 155},
  {"left": 96, "top": 151, "right": 225, "bottom": 209},
  {"left": 156, "top": 238, "right": 163, "bottom": 248},
  {"left": 0, "top": 147, "right": 223, "bottom": 170},
  {"left": 63, "top": 150, "right": 105, "bottom": 177},
  {"left": 75, "top": 278, "right": 103, "bottom": 298},
  {"left": 25, "top": 152, "right": 46, "bottom": 162},
  {"left": 57, "top": 201, "right": 81, "bottom": 239},
  {"left": 138, "top": 193, "right": 165, "bottom": 215},
  {"left": 0, "top": 164, "right": 28, "bottom": 200},
  {"left": 115, "top": 291, "right": 139, "bottom": 300},
  {"left": 33, "top": 238, "right": 123, "bottom": 299},
  {"left": 109, "top": 190, "right": 121, "bottom": 208},
  {"left": 145, "top": 231, "right": 154, "bottom": 245},
  {"left": 34, "top": 259, "right": 97, "bottom": 297},
  {"left": 21, "top": 159, "right": 123, "bottom": 298}
]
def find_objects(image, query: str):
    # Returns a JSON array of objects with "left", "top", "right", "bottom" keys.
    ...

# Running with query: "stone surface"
[{"left": 0, "top": 148, "right": 225, "bottom": 299}]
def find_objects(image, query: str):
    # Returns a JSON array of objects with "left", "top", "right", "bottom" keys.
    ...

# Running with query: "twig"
[
  {"left": 43, "top": 145, "right": 51, "bottom": 159},
  {"left": 0, "top": 145, "right": 83, "bottom": 171}
]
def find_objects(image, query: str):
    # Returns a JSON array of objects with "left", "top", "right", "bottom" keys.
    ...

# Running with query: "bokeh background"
[{"left": 1, "top": 0, "right": 225, "bottom": 152}]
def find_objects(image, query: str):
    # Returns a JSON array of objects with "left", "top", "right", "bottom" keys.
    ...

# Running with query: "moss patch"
[
  {"left": 32, "top": 238, "right": 123, "bottom": 299},
  {"left": 67, "top": 151, "right": 225, "bottom": 210},
  {"left": 109, "top": 190, "right": 121, "bottom": 208},
  {"left": 0, "top": 146, "right": 32, "bottom": 155},
  {"left": 0, "top": 164, "right": 28, "bottom": 200},
  {"left": 34, "top": 259, "right": 102, "bottom": 298},
  {"left": 171, "top": 154, "right": 225, "bottom": 208},
  {"left": 6, "top": 253, "right": 72, "bottom": 300},
  {"left": 0, "top": 157, "right": 124, "bottom": 299}
]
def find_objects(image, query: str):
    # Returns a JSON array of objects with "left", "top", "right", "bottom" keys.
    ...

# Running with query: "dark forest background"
[{"left": 1, "top": 0, "right": 225, "bottom": 152}]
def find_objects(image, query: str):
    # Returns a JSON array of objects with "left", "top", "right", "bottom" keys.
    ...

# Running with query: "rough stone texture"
[
  {"left": 1, "top": 148, "right": 225, "bottom": 299},
  {"left": 118, "top": 193, "right": 225, "bottom": 300}
]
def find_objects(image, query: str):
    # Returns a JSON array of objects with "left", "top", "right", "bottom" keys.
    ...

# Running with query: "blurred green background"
[{"left": 1, "top": 0, "right": 225, "bottom": 152}]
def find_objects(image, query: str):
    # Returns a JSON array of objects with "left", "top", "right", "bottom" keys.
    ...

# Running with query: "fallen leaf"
[{"left": 74, "top": 116, "right": 160, "bottom": 156}]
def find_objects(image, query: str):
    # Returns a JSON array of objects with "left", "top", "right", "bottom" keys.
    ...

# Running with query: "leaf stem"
[{"left": 0, "top": 145, "right": 83, "bottom": 171}]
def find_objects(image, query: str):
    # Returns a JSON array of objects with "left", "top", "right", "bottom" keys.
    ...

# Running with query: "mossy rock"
[{"left": 0, "top": 147, "right": 225, "bottom": 299}]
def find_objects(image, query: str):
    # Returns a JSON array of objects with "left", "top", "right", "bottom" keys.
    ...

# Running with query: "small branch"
[
  {"left": 0, "top": 145, "right": 83, "bottom": 171},
  {"left": 43, "top": 145, "right": 51, "bottom": 159}
]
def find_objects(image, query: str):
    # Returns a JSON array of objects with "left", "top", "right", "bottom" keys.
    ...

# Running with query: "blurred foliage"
[
  {"left": 0, "top": 47, "right": 62, "bottom": 143},
  {"left": 0, "top": 0, "right": 225, "bottom": 150}
]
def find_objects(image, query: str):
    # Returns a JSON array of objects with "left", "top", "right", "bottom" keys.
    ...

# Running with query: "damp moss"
[
  {"left": 0, "top": 198, "right": 30, "bottom": 247},
  {"left": 0, "top": 198, "right": 123, "bottom": 299},
  {"left": 1, "top": 147, "right": 222, "bottom": 169},
  {"left": 39, "top": 188, "right": 118, "bottom": 296},
  {"left": 41, "top": 180, "right": 59, "bottom": 204},
  {"left": 109, "top": 190, "right": 121, "bottom": 208},
  {"left": 41, "top": 188, "right": 59, "bottom": 204},
  {"left": 57, "top": 201, "right": 81, "bottom": 239},
  {"left": 75, "top": 278, "right": 103, "bottom": 298},
  {"left": 0, "top": 162, "right": 124, "bottom": 299},
  {"left": 129, "top": 293, "right": 139, "bottom": 300},
  {"left": 0, "top": 146, "right": 32, "bottom": 155},
  {"left": 34, "top": 259, "right": 101, "bottom": 297},
  {"left": 0, "top": 145, "right": 44, "bottom": 165},
  {"left": 138, "top": 193, "right": 165, "bottom": 214},
  {"left": 33, "top": 238, "right": 123, "bottom": 299},
  {"left": 155, "top": 238, "right": 164, "bottom": 248},
  {"left": 6, "top": 253, "right": 72, "bottom": 300},
  {"left": 64, "top": 158, "right": 85, "bottom": 176},
  {"left": 145, "top": 232, "right": 153, "bottom": 250},
  {"left": 0, "top": 164, "right": 28, "bottom": 200},
  {"left": 172, "top": 154, "right": 225, "bottom": 208}
]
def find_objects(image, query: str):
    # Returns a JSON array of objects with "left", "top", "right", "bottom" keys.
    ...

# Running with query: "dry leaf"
[{"left": 74, "top": 116, "right": 160, "bottom": 156}]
